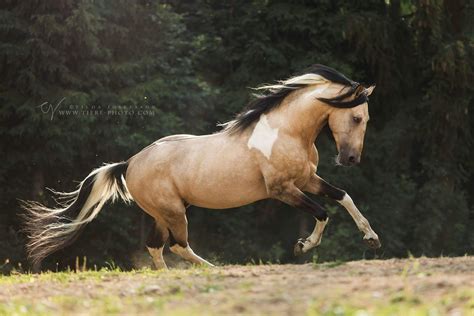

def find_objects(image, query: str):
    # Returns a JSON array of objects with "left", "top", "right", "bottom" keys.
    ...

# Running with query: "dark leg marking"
[
  {"left": 168, "top": 229, "right": 188, "bottom": 248},
  {"left": 298, "top": 195, "right": 328, "bottom": 221},
  {"left": 271, "top": 184, "right": 330, "bottom": 255},
  {"left": 146, "top": 223, "right": 169, "bottom": 269},
  {"left": 146, "top": 224, "right": 168, "bottom": 249},
  {"left": 271, "top": 185, "right": 329, "bottom": 221},
  {"left": 314, "top": 178, "right": 346, "bottom": 201}
]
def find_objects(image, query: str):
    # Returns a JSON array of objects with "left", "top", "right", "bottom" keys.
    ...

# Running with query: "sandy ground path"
[{"left": 0, "top": 256, "right": 473, "bottom": 315}]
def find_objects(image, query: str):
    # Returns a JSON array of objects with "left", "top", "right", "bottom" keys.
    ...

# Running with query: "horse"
[{"left": 22, "top": 64, "right": 380, "bottom": 270}]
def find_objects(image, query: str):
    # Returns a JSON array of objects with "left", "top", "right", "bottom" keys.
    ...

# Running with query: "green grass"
[
  {"left": 0, "top": 267, "right": 215, "bottom": 316},
  {"left": 307, "top": 289, "right": 474, "bottom": 316},
  {"left": 2, "top": 287, "right": 471, "bottom": 316},
  {"left": 0, "top": 265, "right": 214, "bottom": 285},
  {"left": 0, "top": 295, "right": 194, "bottom": 316},
  {"left": 0, "top": 259, "right": 472, "bottom": 316}
]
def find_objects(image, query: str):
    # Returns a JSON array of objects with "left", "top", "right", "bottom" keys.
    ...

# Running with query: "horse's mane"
[{"left": 222, "top": 64, "right": 369, "bottom": 133}]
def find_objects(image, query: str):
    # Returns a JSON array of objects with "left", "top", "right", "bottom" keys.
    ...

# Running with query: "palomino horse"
[{"left": 23, "top": 64, "right": 380, "bottom": 269}]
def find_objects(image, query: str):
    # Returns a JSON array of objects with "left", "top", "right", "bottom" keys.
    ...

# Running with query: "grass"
[
  {"left": 0, "top": 265, "right": 214, "bottom": 285},
  {"left": 307, "top": 289, "right": 474, "bottom": 316},
  {"left": 0, "top": 267, "right": 213, "bottom": 316},
  {"left": 0, "top": 257, "right": 472, "bottom": 315},
  {"left": 0, "top": 295, "right": 185, "bottom": 316},
  {"left": 2, "top": 287, "right": 471, "bottom": 316}
]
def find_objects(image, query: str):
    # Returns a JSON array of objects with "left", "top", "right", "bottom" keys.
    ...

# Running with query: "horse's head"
[{"left": 327, "top": 85, "right": 375, "bottom": 166}]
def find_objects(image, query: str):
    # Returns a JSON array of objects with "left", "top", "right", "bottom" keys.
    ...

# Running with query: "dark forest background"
[{"left": 0, "top": 0, "right": 473, "bottom": 272}]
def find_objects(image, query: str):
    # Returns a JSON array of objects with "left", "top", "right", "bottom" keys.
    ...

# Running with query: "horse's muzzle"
[{"left": 336, "top": 149, "right": 360, "bottom": 166}]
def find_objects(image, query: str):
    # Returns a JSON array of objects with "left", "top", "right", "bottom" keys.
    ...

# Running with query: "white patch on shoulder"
[{"left": 247, "top": 114, "right": 279, "bottom": 159}]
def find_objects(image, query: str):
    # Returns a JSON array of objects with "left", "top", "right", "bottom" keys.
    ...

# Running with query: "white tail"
[{"left": 21, "top": 162, "right": 132, "bottom": 268}]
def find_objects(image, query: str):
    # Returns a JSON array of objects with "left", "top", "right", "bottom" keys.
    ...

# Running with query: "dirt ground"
[{"left": 0, "top": 256, "right": 473, "bottom": 315}]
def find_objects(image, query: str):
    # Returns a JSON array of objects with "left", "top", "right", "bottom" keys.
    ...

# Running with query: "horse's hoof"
[
  {"left": 293, "top": 238, "right": 306, "bottom": 256},
  {"left": 364, "top": 237, "right": 381, "bottom": 249}
]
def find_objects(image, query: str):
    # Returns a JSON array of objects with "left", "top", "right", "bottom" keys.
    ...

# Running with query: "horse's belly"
[
  {"left": 184, "top": 177, "right": 268, "bottom": 209},
  {"left": 177, "top": 147, "right": 268, "bottom": 209},
  {"left": 179, "top": 157, "right": 268, "bottom": 209}
]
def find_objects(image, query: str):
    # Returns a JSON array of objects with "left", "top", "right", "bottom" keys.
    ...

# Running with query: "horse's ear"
[
  {"left": 365, "top": 85, "right": 376, "bottom": 96},
  {"left": 354, "top": 85, "right": 365, "bottom": 96}
]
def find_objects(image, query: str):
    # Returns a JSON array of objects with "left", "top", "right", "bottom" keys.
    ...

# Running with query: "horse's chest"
[
  {"left": 285, "top": 157, "right": 312, "bottom": 185},
  {"left": 246, "top": 117, "right": 315, "bottom": 188},
  {"left": 258, "top": 146, "right": 313, "bottom": 189}
]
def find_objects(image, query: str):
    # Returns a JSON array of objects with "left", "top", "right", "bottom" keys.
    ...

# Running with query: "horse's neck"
[{"left": 268, "top": 89, "right": 331, "bottom": 147}]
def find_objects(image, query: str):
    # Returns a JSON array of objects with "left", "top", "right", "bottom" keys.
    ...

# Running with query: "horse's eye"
[{"left": 353, "top": 116, "right": 362, "bottom": 124}]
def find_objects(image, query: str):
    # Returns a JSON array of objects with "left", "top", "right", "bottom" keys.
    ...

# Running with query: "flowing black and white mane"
[{"left": 225, "top": 64, "right": 369, "bottom": 133}]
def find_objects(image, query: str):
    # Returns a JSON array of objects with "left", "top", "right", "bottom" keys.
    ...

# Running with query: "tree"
[
  {"left": 0, "top": 0, "right": 472, "bottom": 271},
  {"left": 0, "top": 0, "right": 212, "bottom": 270}
]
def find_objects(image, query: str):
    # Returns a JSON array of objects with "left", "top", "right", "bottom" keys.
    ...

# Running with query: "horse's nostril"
[{"left": 348, "top": 156, "right": 356, "bottom": 164}]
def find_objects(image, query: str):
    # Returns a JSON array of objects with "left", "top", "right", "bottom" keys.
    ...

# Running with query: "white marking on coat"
[
  {"left": 170, "top": 244, "right": 214, "bottom": 266},
  {"left": 247, "top": 114, "right": 279, "bottom": 159},
  {"left": 147, "top": 246, "right": 167, "bottom": 269},
  {"left": 302, "top": 218, "right": 329, "bottom": 252}
]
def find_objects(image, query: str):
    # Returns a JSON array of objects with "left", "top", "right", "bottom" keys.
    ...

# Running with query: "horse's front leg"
[
  {"left": 303, "top": 174, "right": 381, "bottom": 249},
  {"left": 294, "top": 217, "right": 329, "bottom": 256},
  {"left": 267, "top": 182, "right": 329, "bottom": 256}
]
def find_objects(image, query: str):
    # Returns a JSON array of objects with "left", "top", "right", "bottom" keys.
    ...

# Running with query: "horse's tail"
[{"left": 21, "top": 162, "right": 133, "bottom": 268}]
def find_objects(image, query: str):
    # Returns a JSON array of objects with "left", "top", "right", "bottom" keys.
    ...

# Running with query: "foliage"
[{"left": 0, "top": 0, "right": 472, "bottom": 270}]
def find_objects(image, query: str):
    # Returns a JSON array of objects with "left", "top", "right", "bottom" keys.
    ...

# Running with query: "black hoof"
[
  {"left": 294, "top": 238, "right": 305, "bottom": 256},
  {"left": 364, "top": 238, "right": 381, "bottom": 249}
]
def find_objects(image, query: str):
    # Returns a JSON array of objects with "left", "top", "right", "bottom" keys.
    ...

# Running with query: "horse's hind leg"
[
  {"left": 164, "top": 204, "right": 214, "bottom": 267},
  {"left": 146, "top": 219, "right": 169, "bottom": 269}
]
